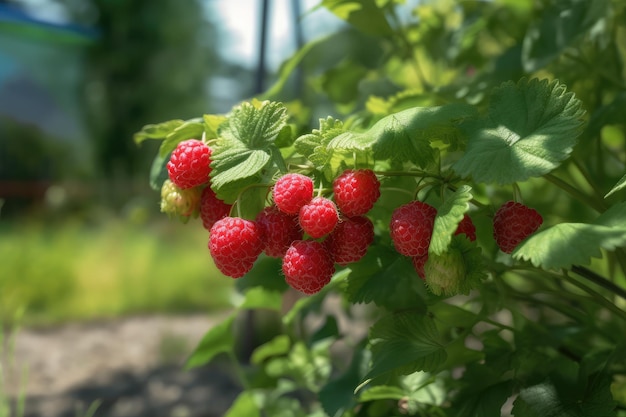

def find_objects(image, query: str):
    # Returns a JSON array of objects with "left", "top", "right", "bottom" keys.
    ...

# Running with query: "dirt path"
[{"left": 2, "top": 313, "right": 241, "bottom": 417}]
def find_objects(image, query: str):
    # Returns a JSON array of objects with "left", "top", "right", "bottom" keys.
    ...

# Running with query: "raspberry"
[
  {"left": 272, "top": 173, "right": 314, "bottom": 215},
  {"left": 390, "top": 201, "right": 437, "bottom": 257},
  {"left": 455, "top": 214, "right": 476, "bottom": 242},
  {"left": 493, "top": 201, "right": 543, "bottom": 254},
  {"left": 160, "top": 180, "right": 201, "bottom": 218},
  {"left": 167, "top": 139, "right": 212, "bottom": 189},
  {"left": 282, "top": 240, "right": 335, "bottom": 294},
  {"left": 299, "top": 196, "right": 339, "bottom": 238},
  {"left": 332, "top": 169, "right": 381, "bottom": 217},
  {"left": 325, "top": 216, "right": 374, "bottom": 265},
  {"left": 256, "top": 206, "right": 303, "bottom": 258},
  {"left": 208, "top": 217, "right": 263, "bottom": 278},
  {"left": 412, "top": 254, "right": 428, "bottom": 280},
  {"left": 200, "top": 186, "right": 232, "bottom": 231}
]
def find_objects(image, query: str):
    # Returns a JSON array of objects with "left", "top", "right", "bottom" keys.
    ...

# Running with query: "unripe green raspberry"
[
  {"left": 424, "top": 247, "right": 466, "bottom": 297},
  {"left": 160, "top": 180, "right": 201, "bottom": 219}
]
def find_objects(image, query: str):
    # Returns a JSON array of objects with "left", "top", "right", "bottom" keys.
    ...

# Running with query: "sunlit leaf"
[
  {"left": 159, "top": 118, "right": 205, "bottom": 157},
  {"left": 220, "top": 100, "right": 288, "bottom": 149},
  {"left": 452, "top": 78, "right": 586, "bottom": 185},
  {"left": 224, "top": 391, "right": 261, "bottom": 417},
  {"left": 238, "top": 287, "right": 283, "bottom": 311},
  {"left": 321, "top": 0, "right": 394, "bottom": 37},
  {"left": 429, "top": 185, "right": 473, "bottom": 255},
  {"left": 513, "top": 222, "right": 626, "bottom": 270},
  {"left": 250, "top": 335, "right": 291, "bottom": 365},
  {"left": 134, "top": 119, "right": 184, "bottom": 145}
]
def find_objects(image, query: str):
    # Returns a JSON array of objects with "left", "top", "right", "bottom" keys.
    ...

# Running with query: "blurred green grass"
[{"left": 0, "top": 218, "right": 234, "bottom": 326}]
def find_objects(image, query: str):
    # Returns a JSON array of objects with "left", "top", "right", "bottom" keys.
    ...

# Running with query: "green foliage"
[{"left": 135, "top": 0, "right": 626, "bottom": 415}]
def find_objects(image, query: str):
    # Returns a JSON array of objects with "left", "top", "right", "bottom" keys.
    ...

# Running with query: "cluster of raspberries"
[
  {"left": 164, "top": 139, "right": 543, "bottom": 296},
  {"left": 390, "top": 199, "right": 542, "bottom": 279},
  {"left": 211, "top": 169, "right": 381, "bottom": 295}
]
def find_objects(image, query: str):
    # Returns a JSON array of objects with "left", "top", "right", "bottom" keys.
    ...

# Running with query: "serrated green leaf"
[
  {"left": 605, "top": 174, "right": 626, "bottom": 198},
  {"left": 203, "top": 114, "right": 227, "bottom": 138},
  {"left": 294, "top": 117, "right": 347, "bottom": 180},
  {"left": 346, "top": 245, "right": 428, "bottom": 311},
  {"left": 321, "top": 0, "right": 393, "bottom": 36},
  {"left": 513, "top": 223, "right": 626, "bottom": 270},
  {"left": 185, "top": 314, "right": 235, "bottom": 370},
  {"left": 430, "top": 185, "right": 473, "bottom": 255},
  {"left": 329, "top": 103, "right": 477, "bottom": 167},
  {"left": 159, "top": 118, "right": 205, "bottom": 157},
  {"left": 366, "top": 312, "right": 447, "bottom": 380},
  {"left": 210, "top": 148, "right": 271, "bottom": 202},
  {"left": 238, "top": 287, "right": 283, "bottom": 311},
  {"left": 250, "top": 335, "right": 291, "bottom": 365},
  {"left": 220, "top": 100, "right": 288, "bottom": 149},
  {"left": 134, "top": 119, "right": 184, "bottom": 145},
  {"left": 452, "top": 78, "right": 586, "bottom": 185}
]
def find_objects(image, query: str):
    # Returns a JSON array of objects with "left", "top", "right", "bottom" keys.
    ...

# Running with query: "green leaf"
[
  {"left": 224, "top": 391, "right": 261, "bottom": 417},
  {"left": 330, "top": 103, "right": 477, "bottom": 167},
  {"left": 185, "top": 314, "right": 235, "bottom": 370},
  {"left": 513, "top": 222, "right": 626, "bottom": 270},
  {"left": 159, "top": 118, "right": 205, "bottom": 157},
  {"left": 346, "top": 245, "right": 428, "bottom": 311},
  {"left": 238, "top": 287, "right": 283, "bottom": 311},
  {"left": 203, "top": 114, "right": 227, "bottom": 138},
  {"left": 604, "top": 174, "right": 626, "bottom": 198},
  {"left": 449, "top": 381, "right": 513, "bottom": 417},
  {"left": 594, "top": 201, "right": 626, "bottom": 228},
  {"left": 358, "top": 385, "right": 406, "bottom": 402},
  {"left": 321, "top": 0, "right": 394, "bottom": 37},
  {"left": 452, "top": 78, "right": 586, "bottom": 185},
  {"left": 250, "top": 335, "right": 291, "bottom": 365},
  {"left": 522, "top": 0, "right": 610, "bottom": 72},
  {"left": 366, "top": 311, "right": 447, "bottom": 380},
  {"left": 429, "top": 185, "right": 473, "bottom": 255},
  {"left": 210, "top": 148, "right": 271, "bottom": 203},
  {"left": 220, "top": 100, "right": 288, "bottom": 149},
  {"left": 149, "top": 151, "right": 170, "bottom": 191},
  {"left": 133, "top": 119, "right": 184, "bottom": 145},
  {"left": 294, "top": 116, "right": 348, "bottom": 181}
]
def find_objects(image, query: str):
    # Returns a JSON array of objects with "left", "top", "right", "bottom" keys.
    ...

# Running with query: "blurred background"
[{"left": 0, "top": 0, "right": 345, "bottom": 325}]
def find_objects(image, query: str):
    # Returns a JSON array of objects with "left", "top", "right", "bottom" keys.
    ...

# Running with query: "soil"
[{"left": 2, "top": 313, "right": 242, "bottom": 417}]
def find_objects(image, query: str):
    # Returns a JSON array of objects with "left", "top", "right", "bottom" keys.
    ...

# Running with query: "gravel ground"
[{"left": 2, "top": 313, "right": 242, "bottom": 417}]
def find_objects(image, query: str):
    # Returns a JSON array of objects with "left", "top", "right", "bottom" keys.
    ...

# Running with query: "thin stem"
[
  {"left": 571, "top": 265, "right": 626, "bottom": 301},
  {"left": 572, "top": 157, "right": 604, "bottom": 201},
  {"left": 543, "top": 173, "right": 607, "bottom": 212},
  {"left": 559, "top": 271, "right": 626, "bottom": 322}
]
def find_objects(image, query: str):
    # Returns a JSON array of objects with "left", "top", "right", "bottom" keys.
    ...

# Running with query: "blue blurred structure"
[{"left": 0, "top": 4, "right": 98, "bottom": 203}]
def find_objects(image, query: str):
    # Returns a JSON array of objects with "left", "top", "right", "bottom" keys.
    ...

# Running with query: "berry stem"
[
  {"left": 543, "top": 173, "right": 607, "bottom": 212},
  {"left": 571, "top": 265, "right": 626, "bottom": 302}
]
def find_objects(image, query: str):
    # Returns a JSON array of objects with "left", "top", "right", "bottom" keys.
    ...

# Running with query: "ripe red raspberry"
[
  {"left": 412, "top": 254, "right": 428, "bottom": 280},
  {"left": 256, "top": 206, "right": 303, "bottom": 258},
  {"left": 167, "top": 139, "right": 212, "bottom": 189},
  {"left": 209, "top": 217, "right": 263, "bottom": 278},
  {"left": 272, "top": 173, "right": 314, "bottom": 215},
  {"left": 493, "top": 201, "right": 543, "bottom": 254},
  {"left": 332, "top": 169, "right": 381, "bottom": 217},
  {"left": 200, "top": 186, "right": 232, "bottom": 231},
  {"left": 282, "top": 240, "right": 335, "bottom": 294},
  {"left": 454, "top": 214, "right": 476, "bottom": 242},
  {"left": 390, "top": 201, "right": 437, "bottom": 257},
  {"left": 299, "top": 196, "right": 339, "bottom": 238},
  {"left": 325, "top": 216, "right": 374, "bottom": 265}
]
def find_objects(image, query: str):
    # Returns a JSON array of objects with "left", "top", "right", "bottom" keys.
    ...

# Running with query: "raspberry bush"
[{"left": 135, "top": 1, "right": 626, "bottom": 416}]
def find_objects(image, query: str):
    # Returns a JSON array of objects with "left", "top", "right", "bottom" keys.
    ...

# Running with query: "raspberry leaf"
[
  {"left": 329, "top": 102, "right": 477, "bottom": 167},
  {"left": 366, "top": 312, "right": 447, "bottom": 380},
  {"left": 210, "top": 147, "right": 271, "bottom": 203},
  {"left": 185, "top": 314, "right": 235, "bottom": 370},
  {"left": 322, "top": 0, "right": 394, "bottom": 37},
  {"left": 513, "top": 222, "right": 626, "bottom": 270},
  {"left": 429, "top": 185, "right": 473, "bottom": 256},
  {"left": 452, "top": 78, "right": 586, "bottom": 185},
  {"left": 159, "top": 118, "right": 205, "bottom": 157},
  {"left": 221, "top": 100, "right": 288, "bottom": 149},
  {"left": 604, "top": 173, "right": 626, "bottom": 199},
  {"left": 347, "top": 245, "right": 428, "bottom": 311},
  {"left": 134, "top": 119, "right": 184, "bottom": 145}
]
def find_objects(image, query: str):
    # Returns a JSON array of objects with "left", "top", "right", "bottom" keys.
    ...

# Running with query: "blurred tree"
[{"left": 60, "top": 0, "right": 221, "bottom": 178}]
